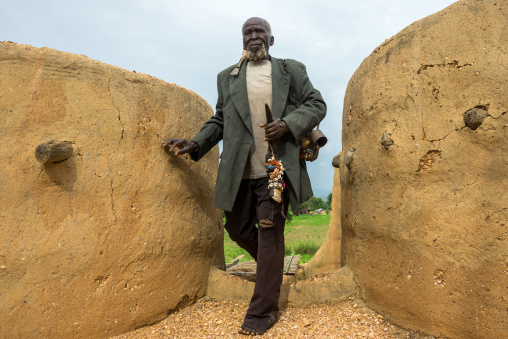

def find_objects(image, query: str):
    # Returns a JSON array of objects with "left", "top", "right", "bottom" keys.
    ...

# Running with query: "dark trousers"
[{"left": 224, "top": 177, "right": 288, "bottom": 334}]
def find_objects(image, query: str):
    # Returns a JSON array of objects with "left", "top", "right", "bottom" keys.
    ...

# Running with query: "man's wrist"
[
  {"left": 190, "top": 141, "right": 199, "bottom": 153},
  {"left": 281, "top": 120, "right": 288, "bottom": 134}
]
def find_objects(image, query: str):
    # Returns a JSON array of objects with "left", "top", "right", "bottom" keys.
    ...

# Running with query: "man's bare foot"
[{"left": 238, "top": 326, "right": 261, "bottom": 336}]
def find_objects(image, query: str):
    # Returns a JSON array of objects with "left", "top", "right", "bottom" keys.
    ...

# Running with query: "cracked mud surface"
[{"left": 339, "top": 0, "right": 507, "bottom": 337}]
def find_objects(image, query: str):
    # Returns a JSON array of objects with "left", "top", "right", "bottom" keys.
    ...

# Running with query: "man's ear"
[{"left": 270, "top": 36, "right": 275, "bottom": 46}]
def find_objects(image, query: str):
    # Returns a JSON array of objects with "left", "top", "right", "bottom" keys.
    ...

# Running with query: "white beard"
[{"left": 246, "top": 44, "right": 267, "bottom": 61}]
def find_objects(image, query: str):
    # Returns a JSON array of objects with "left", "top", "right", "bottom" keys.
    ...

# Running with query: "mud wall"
[
  {"left": 303, "top": 166, "right": 342, "bottom": 278},
  {"left": 0, "top": 42, "right": 223, "bottom": 338},
  {"left": 340, "top": 1, "right": 507, "bottom": 338}
]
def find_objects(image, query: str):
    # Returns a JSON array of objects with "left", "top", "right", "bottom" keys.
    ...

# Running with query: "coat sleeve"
[
  {"left": 189, "top": 75, "right": 225, "bottom": 161},
  {"left": 280, "top": 62, "right": 327, "bottom": 141}
]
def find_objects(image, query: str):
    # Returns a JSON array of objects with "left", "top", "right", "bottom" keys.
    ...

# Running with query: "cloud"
[{"left": 0, "top": 0, "right": 457, "bottom": 190}]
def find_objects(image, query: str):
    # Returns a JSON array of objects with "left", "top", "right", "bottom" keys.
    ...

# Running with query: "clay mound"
[
  {"left": 0, "top": 42, "right": 223, "bottom": 338},
  {"left": 302, "top": 166, "right": 342, "bottom": 278},
  {"left": 340, "top": 1, "right": 507, "bottom": 338}
]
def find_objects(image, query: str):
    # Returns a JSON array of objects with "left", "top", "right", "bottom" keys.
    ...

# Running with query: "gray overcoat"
[{"left": 190, "top": 57, "right": 326, "bottom": 214}]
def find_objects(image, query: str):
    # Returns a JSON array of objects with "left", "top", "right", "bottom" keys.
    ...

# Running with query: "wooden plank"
[
  {"left": 226, "top": 255, "right": 301, "bottom": 280},
  {"left": 284, "top": 254, "right": 301, "bottom": 275},
  {"left": 225, "top": 254, "right": 244, "bottom": 269}
]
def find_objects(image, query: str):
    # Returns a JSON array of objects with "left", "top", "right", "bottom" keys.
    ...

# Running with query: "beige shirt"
[{"left": 243, "top": 60, "right": 272, "bottom": 179}]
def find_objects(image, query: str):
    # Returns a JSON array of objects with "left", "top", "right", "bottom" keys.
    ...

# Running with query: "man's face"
[{"left": 242, "top": 17, "right": 274, "bottom": 61}]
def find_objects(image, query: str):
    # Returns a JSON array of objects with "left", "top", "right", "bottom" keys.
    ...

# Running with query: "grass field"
[{"left": 224, "top": 214, "right": 330, "bottom": 264}]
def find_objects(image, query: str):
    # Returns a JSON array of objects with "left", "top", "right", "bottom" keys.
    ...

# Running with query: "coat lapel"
[
  {"left": 271, "top": 58, "right": 291, "bottom": 120},
  {"left": 229, "top": 57, "right": 290, "bottom": 133},
  {"left": 229, "top": 62, "right": 253, "bottom": 135}
]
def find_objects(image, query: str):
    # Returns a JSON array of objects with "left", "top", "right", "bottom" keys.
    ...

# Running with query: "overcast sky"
[{"left": 1, "top": 0, "right": 457, "bottom": 193}]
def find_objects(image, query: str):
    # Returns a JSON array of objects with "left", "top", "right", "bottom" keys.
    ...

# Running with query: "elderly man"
[{"left": 163, "top": 17, "right": 326, "bottom": 335}]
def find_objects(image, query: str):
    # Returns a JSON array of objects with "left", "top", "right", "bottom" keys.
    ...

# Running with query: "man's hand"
[
  {"left": 162, "top": 138, "right": 199, "bottom": 155},
  {"left": 260, "top": 119, "right": 287, "bottom": 141}
]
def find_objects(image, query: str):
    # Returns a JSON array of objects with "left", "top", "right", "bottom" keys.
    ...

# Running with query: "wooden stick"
[{"left": 229, "top": 50, "right": 247, "bottom": 76}]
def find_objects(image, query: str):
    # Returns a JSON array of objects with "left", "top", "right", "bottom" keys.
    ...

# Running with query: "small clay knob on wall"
[{"left": 35, "top": 140, "right": 74, "bottom": 164}]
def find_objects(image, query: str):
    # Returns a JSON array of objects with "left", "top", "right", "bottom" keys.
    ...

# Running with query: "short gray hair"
[
  {"left": 264, "top": 19, "right": 272, "bottom": 35},
  {"left": 242, "top": 18, "right": 272, "bottom": 35}
]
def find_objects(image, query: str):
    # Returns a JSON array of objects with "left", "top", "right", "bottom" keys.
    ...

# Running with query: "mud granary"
[{"left": 1, "top": 0, "right": 506, "bottom": 338}]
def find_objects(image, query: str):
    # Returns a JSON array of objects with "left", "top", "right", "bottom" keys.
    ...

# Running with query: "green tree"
[
  {"left": 299, "top": 196, "right": 327, "bottom": 211},
  {"left": 326, "top": 192, "right": 333, "bottom": 209}
]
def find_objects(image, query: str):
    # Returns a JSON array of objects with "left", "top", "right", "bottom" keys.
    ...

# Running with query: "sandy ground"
[{"left": 113, "top": 297, "right": 440, "bottom": 339}]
